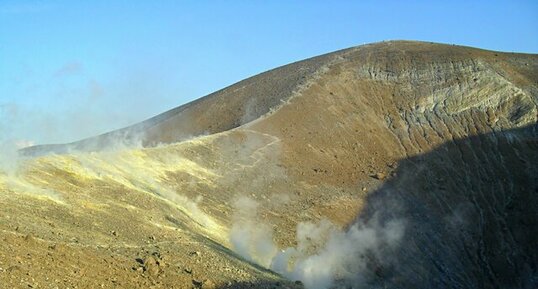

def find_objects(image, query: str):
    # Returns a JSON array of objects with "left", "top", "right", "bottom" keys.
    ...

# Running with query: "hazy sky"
[{"left": 1, "top": 0, "right": 537, "bottom": 146}]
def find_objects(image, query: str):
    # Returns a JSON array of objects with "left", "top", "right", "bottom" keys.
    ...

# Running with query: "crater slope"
[{"left": 3, "top": 41, "right": 538, "bottom": 289}]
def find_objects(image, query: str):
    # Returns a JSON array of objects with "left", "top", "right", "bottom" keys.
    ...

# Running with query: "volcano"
[{"left": 2, "top": 41, "right": 537, "bottom": 289}]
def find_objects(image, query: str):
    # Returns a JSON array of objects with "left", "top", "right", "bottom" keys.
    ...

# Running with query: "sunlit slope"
[
  {"left": 1, "top": 132, "right": 300, "bottom": 288},
  {"left": 21, "top": 47, "right": 343, "bottom": 155},
  {"left": 247, "top": 41, "right": 537, "bottom": 186}
]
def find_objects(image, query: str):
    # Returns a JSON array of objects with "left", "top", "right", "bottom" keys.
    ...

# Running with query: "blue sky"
[{"left": 1, "top": 0, "right": 537, "bottom": 146}]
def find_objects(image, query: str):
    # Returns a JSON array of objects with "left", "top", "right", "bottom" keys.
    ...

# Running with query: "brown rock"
[
  {"left": 144, "top": 256, "right": 160, "bottom": 276},
  {"left": 192, "top": 279, "right": 203, "bottom": 288},
  {"left": 372, "top": 172, "right": 386, "bottom": 180},
  {"left": 201, "top": 279, "right": 216, "bottom": 289}
]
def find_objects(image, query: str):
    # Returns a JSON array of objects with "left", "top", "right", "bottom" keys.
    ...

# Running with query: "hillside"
[{"left": 3, "top": 41, "right": 538, "bottom": 289}]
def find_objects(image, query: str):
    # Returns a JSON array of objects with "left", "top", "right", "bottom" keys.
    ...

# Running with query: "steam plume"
[{"left": 229, "top": 197, "right": 405, "bottom": 289}]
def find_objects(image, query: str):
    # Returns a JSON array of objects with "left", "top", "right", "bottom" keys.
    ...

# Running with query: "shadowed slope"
[{"left": 343, "top": 124, "right": 537, "bottom": 289}]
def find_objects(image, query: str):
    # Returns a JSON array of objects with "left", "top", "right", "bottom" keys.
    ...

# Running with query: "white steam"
[
  {"left": 0, "top": 141, "right": 21, "bottom": 176},
  {"left": 230, "top": 197, "right": 405, "bottom": 289},
  {"left": 230, "top": 196, "right": 278, "bottom": 267}
]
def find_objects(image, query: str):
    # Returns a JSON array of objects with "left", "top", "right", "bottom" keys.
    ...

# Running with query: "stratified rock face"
[{"left": 5, "top": 41, "right": 538, "bottom": 288}]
